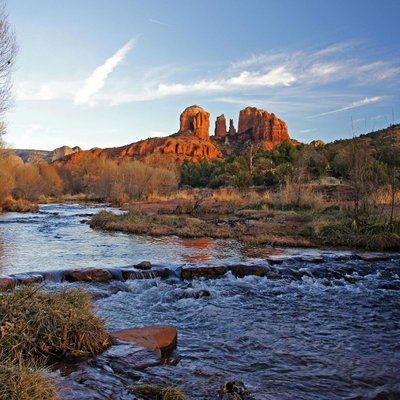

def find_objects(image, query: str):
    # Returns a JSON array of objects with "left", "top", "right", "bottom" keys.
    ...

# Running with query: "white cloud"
[
  {"left": 74, "top": 38, "right": 136, "bottom": 105},
  {"left": 309, "top": 96, "right": 384, "bottom": 118}
]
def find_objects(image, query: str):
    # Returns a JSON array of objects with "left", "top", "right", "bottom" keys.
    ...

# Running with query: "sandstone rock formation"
[
  {"left": 215, "top": 114, "right": 227, "bottom": 137},
  {"left": 57, "top": 105, "right": 292, "bottom": 165},
  {"left": 237, "top": 107, "right": 290, "bottom": 150},
  {"left": 51, "top": 145, "right": 81, "bottom": 162},
  {"left": 179, "top": 105, "right": 210, "bottom": 140},
  {"left": 228, "top": 119, "right": 236, "bottom": 135}
]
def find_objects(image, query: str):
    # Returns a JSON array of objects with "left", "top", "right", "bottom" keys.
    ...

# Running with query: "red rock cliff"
[
  {"left": 179, "top": 105, "right": 210, "bottom": 140},
  {"left": 237, "top": 107, "right": 290, "bottom": 150}
]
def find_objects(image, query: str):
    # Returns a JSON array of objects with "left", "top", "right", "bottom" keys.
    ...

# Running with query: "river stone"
[
  {"left": 229, "top": 264, "right": 272, "bottom": 278},
  {"left": 135, "top": 261, "right": 152, "bottom": 270},
  {"left": 0, "top": 276, "right": 16, "bottom": 291},
  {"left": 66, "top": 268, "right": 113, "bottom": 282},
  {"left": 181, "top": 266, "right": 228, "bottom": 280},
  {"left": 359, "top": 254, "right": 390, "bottom": 262},
  {"left": 110, "top": 325, "right": 177, "bottom": 353}
]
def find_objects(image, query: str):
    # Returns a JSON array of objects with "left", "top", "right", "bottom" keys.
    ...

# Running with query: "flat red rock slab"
[{"left": 110, "top": 325, "right": 177, "bottom": 353}]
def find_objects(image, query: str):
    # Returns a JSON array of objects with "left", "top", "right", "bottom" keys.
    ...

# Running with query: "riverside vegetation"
[
  {"left": 1, "top": 124, "right": 400, "bottom": 251},
  {"left": 0, "top": 287, "right": 109, "bottom": 400}
]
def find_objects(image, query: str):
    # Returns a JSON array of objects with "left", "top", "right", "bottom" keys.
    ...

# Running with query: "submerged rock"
[
  {"left": 66, "top": 268, "right": 113, "bottom": 282},
  {"left": 218, "top": 380, "right": 255, "bottom": 400},
  {"left": 177, "top": 289, "right": 211, "bottom": 299}
]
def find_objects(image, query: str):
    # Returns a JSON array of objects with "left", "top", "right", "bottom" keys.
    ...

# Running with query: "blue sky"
[{"left": 6, "top": 0, "right": 400, "bottom": 150}]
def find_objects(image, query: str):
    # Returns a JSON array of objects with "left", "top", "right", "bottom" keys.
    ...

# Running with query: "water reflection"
[{"left": 0, "top": 204, "right": 265, "bottom": 274}]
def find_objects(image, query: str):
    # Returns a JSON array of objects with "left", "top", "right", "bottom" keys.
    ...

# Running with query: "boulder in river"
[
  {"left": 110, "top": 325, "right": 178, "bottom": 353},
  {"left": 66, "top": 268, "right": 113, "bottom": 282},
  {"left": 181, "top": 266, "right": 228, "bottom": 280},
  {"left": 135, "top": 261, "right": 152, "bottom": 270},
  {"left": 229, "top": 264, "right": 278, "bottom": 278}
]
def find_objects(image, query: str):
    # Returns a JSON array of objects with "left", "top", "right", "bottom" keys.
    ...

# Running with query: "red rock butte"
[
  {"left": 179, "top": 105, "right": 210, "bottom": 140},
  {"left": 237, "top": 107, "right": 290, "bottom": 150},
  {"left": 57, "top": 105, "right": 292, "bottom": 165}
]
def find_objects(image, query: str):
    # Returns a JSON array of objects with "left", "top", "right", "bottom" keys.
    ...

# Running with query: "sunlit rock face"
[
  {"left": 179, "top": 105, "right": 210, "bottom": 140},
  {"left": 215, "top": 114, "right": 227, "bottom": 137},
  {"left": 56, "top": 105, "right": 292, "bottom": 165},
  {"left": 237, "top": 107, "right": 290, "bottom": 150}
]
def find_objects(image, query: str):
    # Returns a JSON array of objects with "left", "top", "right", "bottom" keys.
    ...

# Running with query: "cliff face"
[
  {"left": 237, "top": 107, "right": 290, "bottom": 150},
  {"left": 58, "top": 105, "right": 292, "bottom": 165},
  {"left": 179, "top": 105, "right": 210, "bottom": 140}
]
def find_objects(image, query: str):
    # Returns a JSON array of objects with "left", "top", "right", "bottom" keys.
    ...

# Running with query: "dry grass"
[
  {"left": 0, "top": 287, "right": 109, "bottom": 359},
  {"left": 269, "top": 184, "right": 326, "bottom": 211},
  {"left": 0, "top": 356, "right": 57, "bottom": 400},
  {"left": 1, "top": 196, "right": 39, "bottom": 213}
]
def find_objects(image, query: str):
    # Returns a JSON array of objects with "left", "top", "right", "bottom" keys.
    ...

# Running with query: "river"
[{"left": 1, "top": 203, "right": 400, "bottom": 399}]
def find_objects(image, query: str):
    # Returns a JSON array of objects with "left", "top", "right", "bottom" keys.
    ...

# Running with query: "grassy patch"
[
  {"left": 0, "top": 287, "right": 111, "bottom": 399},
  {"left": 0, "top": 357, "right": 57, "bottom": 400},
  {"left": 0, "top": 287, "right": 109, "bottom": 359}
]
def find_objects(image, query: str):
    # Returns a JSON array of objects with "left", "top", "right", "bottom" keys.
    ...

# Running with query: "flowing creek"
[{"left": 1, "top": 204, "right": 400, "bottom": 399}]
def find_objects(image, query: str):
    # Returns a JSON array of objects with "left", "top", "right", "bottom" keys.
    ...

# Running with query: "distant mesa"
[
  {"left": 16, "top": 145, "right": 81, "bottom": 164},
  {"left": 51, "top": 145, "right": 82, "bottom": 162},
  {"left": 46, "top": 105, "right": 292, "bottom": 165}
]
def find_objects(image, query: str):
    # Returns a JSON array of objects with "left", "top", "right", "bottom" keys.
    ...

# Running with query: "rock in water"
[
  {"left": 134, "top": 261, "right": 152, "bottom": 270},
  {"left": 110, "top": 325, "right": 178, "bottom": 353},
  {"left": 65, "top": 268, "right": 113, "bottom": 282}
]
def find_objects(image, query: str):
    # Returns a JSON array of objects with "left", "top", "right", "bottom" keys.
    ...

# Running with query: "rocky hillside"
[
  {"left": 58, "top": 105, "right": 292, "bottom": 165},
  {"left": 16, "top": 145, "right": 81, "bottom": 163}
]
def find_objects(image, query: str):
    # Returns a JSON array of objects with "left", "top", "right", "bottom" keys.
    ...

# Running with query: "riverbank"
[{"left": 90, "top": 200, "right": 400, "bottom": 252}]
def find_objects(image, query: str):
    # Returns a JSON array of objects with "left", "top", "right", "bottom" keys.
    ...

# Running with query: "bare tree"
[{"left": 0, "top": 0, "right": 17, "bottom": 140}]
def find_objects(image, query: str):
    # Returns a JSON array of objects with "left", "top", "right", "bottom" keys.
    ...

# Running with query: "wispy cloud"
[
  {"left": 309, "top": 96, "right": 384, "bottom": 118},
  {"left": 148, "top": 18, "right": 170, "bottom": 27},
  {"left": 74, "top": 38, "right": 136, "bottom": 105}
]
